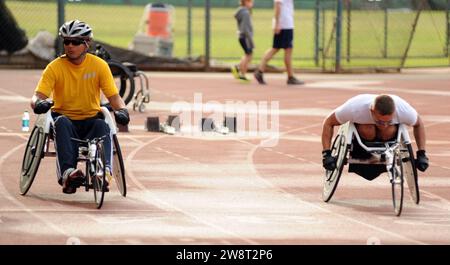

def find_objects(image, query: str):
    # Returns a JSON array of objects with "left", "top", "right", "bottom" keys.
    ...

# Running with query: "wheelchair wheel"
[
  {"left": 402, "top": 143, "right": 420, "bottom": 204},
  {"left": 20, "top": 126, "right": 47, "bottom": 195},
  {"left": 108, "top": 60, "right": 135, "bottom": 106},
  {"left": 112, "top": 135, "right": 126, "bottom": 197},
  {"left": 323, "top": 131, "right": 348, "bottom": 202},
  {"left": 391, "top": 150, "right": 404, "bottom": 216},
  {"left": 92, "top": 141, "right": 106, "bottom": 209}
]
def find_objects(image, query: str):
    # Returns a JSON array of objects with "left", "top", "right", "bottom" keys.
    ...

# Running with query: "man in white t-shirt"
[
  {"left": 253, "top": 0, "right": 303, "bottom": 85},
  {"left": 321, "top": 94, "right": 429, "bottom": 176}
]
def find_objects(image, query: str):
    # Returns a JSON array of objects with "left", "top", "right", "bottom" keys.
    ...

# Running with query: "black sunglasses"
[{"left": 63, "top": 39, "right": 85, "bottom": 46}]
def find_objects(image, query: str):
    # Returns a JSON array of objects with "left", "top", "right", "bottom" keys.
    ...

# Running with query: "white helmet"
[{"left": 59, "top": 20, "right": 93, "bottom": 39}]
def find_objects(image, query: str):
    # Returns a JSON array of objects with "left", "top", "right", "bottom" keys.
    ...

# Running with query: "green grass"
[{"left": 6, "top": 1, "right": 449, "bottom": 69}]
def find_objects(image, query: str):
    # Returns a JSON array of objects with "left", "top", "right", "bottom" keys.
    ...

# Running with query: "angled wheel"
[
  {"left": 108, "top": 60, "right": 135, "bottom": 106},
  {"left": 112, "top": 134, "right": 126, "bottom": 197},
  {"left": 323, "top": 130, "right": 348, "bottom": 202},
  {"left": 92, "top": 141, "right": 106, "bottom": 209},
  {"left": 391, "top": 150, "right": 404, "bottom": 216},
  {"left": 20, "top": 126, "right": 47, "bottom": 195},
  {"left": 402, "top": 143, "right": 419, "bottom": 204}
]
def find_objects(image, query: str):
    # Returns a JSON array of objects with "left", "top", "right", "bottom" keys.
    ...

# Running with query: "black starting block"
[
  {"left": 224, "top": 116, "right": 237, "bottom": 133},
  {"left": 146, "top": 116, "right": 160, "bottom": 132},
  {"left": 167, "top": 115, "right": 180, "bottom": 132},
  {"left": 201, "top": 118, "right": 215, "bottom": 132}
]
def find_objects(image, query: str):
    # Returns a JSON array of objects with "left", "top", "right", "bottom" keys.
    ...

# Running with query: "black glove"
[
  {"left": 33, "top": 99, "right": 53, "bottom": 114},
  {"left": 114, "top": 108, "right": 130, "bottom": 126},
  {"left": 322, "top": 149, "right": 337, "bottom": 171},
  {"left": 415, "top": 150, "right": 429, "bottom": 172}
]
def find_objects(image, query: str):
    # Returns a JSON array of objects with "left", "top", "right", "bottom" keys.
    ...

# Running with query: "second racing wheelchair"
[{"left": 323, "top": 122, "right": 420, "bottom": 216}]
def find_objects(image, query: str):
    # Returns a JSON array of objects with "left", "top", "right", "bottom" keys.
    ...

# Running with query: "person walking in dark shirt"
[{"left": 231, "top": 0, "right": 254, "bottom": 82}]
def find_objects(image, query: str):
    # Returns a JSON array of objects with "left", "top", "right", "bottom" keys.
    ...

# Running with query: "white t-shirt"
[
  {"left": 334, "top": 94, "right": 418, "bottom": 126},
  {"left": 273, "top": 0, "right": 294, "bottom": 29}
]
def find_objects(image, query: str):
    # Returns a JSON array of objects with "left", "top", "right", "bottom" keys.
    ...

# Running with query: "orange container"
[{"left": 146, "top": 4, "right": 171, "bottom": 39}]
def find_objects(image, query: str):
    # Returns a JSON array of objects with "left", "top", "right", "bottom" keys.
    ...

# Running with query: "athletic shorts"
[
  {"left": 239, "top": 36, "right": 253, "bottom": 55},
  {"left": 273, "top": 29, "right": 293, "bottom": 49}
]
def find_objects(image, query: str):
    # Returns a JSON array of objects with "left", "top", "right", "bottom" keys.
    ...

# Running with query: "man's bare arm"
[
  {"left": 30, "top": 92, "right": 48, "bottom": 109},
  {"left": 413, "top": 115, "right": 426, "bottom": 151},
  {"left": 274, "top": 2, "right": 281, "bottom": 34},
  {"left": 107, "top": 94, "right": 126, "bottom": 111},
  {"left": 321, "top": 112, "right": 341, "bottom": 150}
]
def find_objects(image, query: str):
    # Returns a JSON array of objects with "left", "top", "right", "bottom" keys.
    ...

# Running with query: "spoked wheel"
[
  {"left": 20, "top": 126, "right": 47, "bottom": 195},
  {"left": 390, "top": 150, "right": 404, "bottom": 216},
  {"left": 92, "top": 141, "right": 106, "bottom": 209},
  {"left": 112, "top": 135, "right": 126, "bottom": 197},
  {"left": 323, "top": 132, "right": 348, "bottom": 202},
  {"left": 108, "top": 60, "right": 135, "bottom": 106},
  {"left": 402, "top": 143, "right": 420, "bottom": 204}
]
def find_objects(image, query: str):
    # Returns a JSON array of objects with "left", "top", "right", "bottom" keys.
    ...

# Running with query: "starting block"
[
  {"left": 224, "top": 116, "right": 237, "bottom": 133},
  {"left": 146, "top": 116, "right": 160, "bottom": 132},
  {"left": 201, "top": 118, "right": 215, "bottom": 132},
  {"left": 146, "top": 116, "right": 176, "bottom": 135},
  {"left": 167, "top": 115, "right": 180, "bottom": 132}
]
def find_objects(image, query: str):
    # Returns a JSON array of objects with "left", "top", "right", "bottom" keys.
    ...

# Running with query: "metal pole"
[
  {"left": 383, "top": 0, "right": 388, "bottom": 58},
  {"left": 205, "top": 0, "right": 210, "bottom": 70},
  {"left": 314, "top": 0, "right": 320, "bottom": 66},
  {"left": 335, "top": 0, "right": 343, "bottom": 72},
  {"left": 446, "top": 0, "right": 449, "bottom": 57},
  {"left": 187, "top": 0, "right": 192, "bottom": 58},
  {"left": 56, "top": 0, "right": 65, "bottom": 56},
  {"left": 346, "top": 0, "right": 351, "bottom": 62},
  {"left": 400, "top": 0, "right": 424, "bottom": 69}
]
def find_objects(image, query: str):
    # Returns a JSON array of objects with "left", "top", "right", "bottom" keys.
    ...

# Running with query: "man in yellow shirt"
[{"left": 30, "top": 20, "right": 130, "bottom": 194}]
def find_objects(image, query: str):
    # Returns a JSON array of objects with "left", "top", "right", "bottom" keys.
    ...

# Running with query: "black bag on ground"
[{"left": 0, "top": 0, "right": 28, "bottom": 53}]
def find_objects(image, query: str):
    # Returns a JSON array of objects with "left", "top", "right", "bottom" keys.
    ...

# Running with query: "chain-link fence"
[{"left": 1, "top": 0, "right": 449, "bottom": 72}]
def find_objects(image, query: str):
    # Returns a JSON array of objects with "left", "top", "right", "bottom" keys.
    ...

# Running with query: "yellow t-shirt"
[{"left": 35, "top": 53, "right": 118, "bottom": 120}]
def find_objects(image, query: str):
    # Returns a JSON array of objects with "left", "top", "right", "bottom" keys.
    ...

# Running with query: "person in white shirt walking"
[{"left": 254, "top": 0, "right": 303, "bottom": 85}]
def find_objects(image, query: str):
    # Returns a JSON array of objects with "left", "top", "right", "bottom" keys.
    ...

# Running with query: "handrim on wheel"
[
  {"left": 113, "top": 134, "right": 126, "bottom": 197},
  {"left": 20, "top": 126, "right": 47, "bottom": 195},
  {"left": 403, "top": 143, "right": 420, "bottom": 204},
  {"left": 323, "top": 131, "right": 348, "bottom": 202},
  {"left": 108, "top": 60, "right": 135, "bottom": 105}
]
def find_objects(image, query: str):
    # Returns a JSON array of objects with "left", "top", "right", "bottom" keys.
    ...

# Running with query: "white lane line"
[
  {"left": 305, "top": 80, "right": 450, "bottom": 97},
  {"left": 124, "top": 135, "right": 258, "bottom": 244},
  {"left": 239, "top": 123, "right": 427, "bottom": 245},
  {"left": 0, "top": 143, "right": 78, "bottom": 242}
]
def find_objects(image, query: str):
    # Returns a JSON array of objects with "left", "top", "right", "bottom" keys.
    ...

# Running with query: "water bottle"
[{"left": 22, "top": 110, "right": 30, "bottom": 132}]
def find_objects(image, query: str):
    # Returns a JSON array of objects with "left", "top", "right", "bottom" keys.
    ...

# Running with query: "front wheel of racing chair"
[
  {"left": 92, "top": 140, "right": 107, "bottom": 209},
  {"left": 389, "top": 147, "right": 404, "bottom": 216},
  {"left": 323, "top": 124, "right": 349, "bottom": 202}
]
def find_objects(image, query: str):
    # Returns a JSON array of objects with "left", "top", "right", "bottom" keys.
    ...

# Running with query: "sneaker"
[
  {"left": 253, "top": 69, "right": 266, "bottom": 85},
  {"left": 62, "top": 168, "right": 84, "bottom": 194},
  {"left": 238, "top": 75, "right": 250, "bottom": 83},
  {"left": 287, "top": 76, "right": 305, "bottom": 85},
  {"left": 231, "top": 65, "right": 240, "bottom": 79},
  {"left": 104, "top": 168, "right": 112, "bottom": 192}
]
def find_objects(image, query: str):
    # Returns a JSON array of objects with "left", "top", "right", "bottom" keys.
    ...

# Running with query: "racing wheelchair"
[
  {"left": 19, "top": 107, "right": 127, "bottom": 209},
  {"left": 95, "top": 44, "right": 150, "bottom": 112},
  {"left": 323, "top": 122, "right": 420, "bottom": 216}
]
